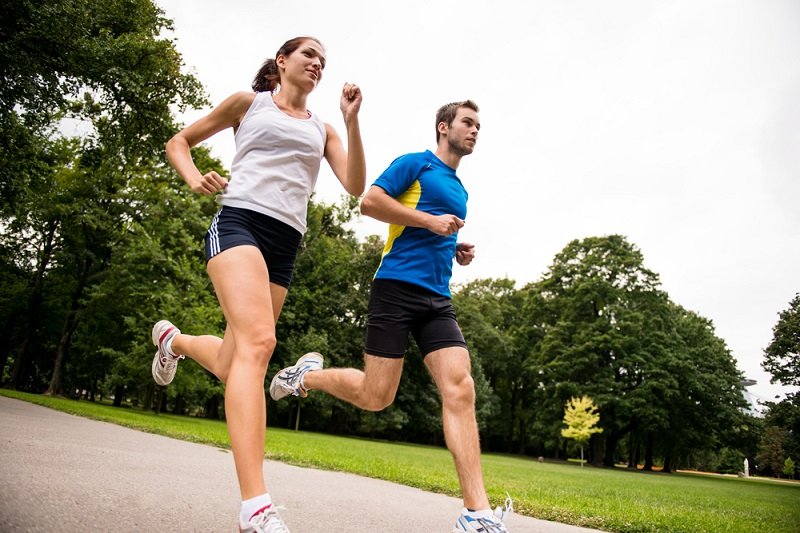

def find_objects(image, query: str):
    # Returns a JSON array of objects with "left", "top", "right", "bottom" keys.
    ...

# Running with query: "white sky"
[{"left": 155, "top": 0, "right": 799, "bottom": 406}]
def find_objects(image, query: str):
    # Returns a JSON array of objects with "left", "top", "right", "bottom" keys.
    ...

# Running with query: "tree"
[
  {"left": 763, "top": 293, "right": 800, "bottom": 387},
  {"left": 656, "top": 304, "right": 748, "bottom": 472},
  {"left": 1, "top": 0, "right": 206, "bottom": 391},
  {"left": 1, "top": 0, "right": 205, "bottom": 145},
  {"left": 561, "top": 395, "right": 603, "bottom": 466},
  {"left": 85, "top": 146, "right": 224, "bottom": 411},
  {"left": 523, "top": 235, "right": 665, "bottom": 466},
  {"left": 762, "top": 393, "right": 800, "bottom": 467},
  {"left": 514, "top": 235, "right": 747, "bottom": 469},
  {"left": 783, "top": 457, "right": 795, "bottom": 479},
  {"left": 756, "top": 426, "right": 787, "bottom": 477}
]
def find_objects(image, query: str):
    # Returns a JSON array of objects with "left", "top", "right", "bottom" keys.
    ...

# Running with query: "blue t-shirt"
[{"left": 372, "top": 150, "right": 468, "bottom": 298}]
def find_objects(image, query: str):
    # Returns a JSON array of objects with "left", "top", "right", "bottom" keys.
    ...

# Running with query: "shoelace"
[
  {"left": 160, "top": 354, "right": 183, "bottom": 370},
  {"left": 474, "top": 516, "right": 508, "bottom": 533},
  {"left": 493, "top": 492, "right": 513, "bottom": 520},
  {"left": 250, "top": 506, "right": 290, "bottom": 533}
]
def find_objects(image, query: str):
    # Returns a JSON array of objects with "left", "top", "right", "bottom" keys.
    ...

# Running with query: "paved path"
[{"left": 0, "top": 396, "right": 600, "bottom": 532}]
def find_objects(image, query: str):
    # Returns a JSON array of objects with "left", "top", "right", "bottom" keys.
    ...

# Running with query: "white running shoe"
[
  {"left": 269, "top": 352, "right": 324, "bottom": 400},
  {"left": 453, "top": 494, "right": 513, "bottom": 533},
  {"left": 151, "top": 320, "right": 184, "bottom": 386},
  {"left": 240, "top": 505, "right": 290, "bottom": 533}
]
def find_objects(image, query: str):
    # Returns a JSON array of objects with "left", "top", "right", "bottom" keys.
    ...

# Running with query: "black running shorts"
[
  {"left": 205, "top": 206, "right": 302, "bottom": 289},
  {"left": 365, "top": 278, "right": 467, "bottom": 358}
]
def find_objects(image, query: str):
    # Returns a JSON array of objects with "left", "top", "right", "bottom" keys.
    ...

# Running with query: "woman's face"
[{"left": 278, "top": 39, "right": 327, "bottom": 91}]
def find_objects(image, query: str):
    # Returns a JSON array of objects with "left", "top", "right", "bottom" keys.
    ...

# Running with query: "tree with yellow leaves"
[{"left": 561, "top": 396, "right": 603, "bottom": 467}]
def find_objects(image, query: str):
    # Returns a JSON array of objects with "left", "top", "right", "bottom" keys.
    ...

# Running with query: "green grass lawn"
[{"left": 3, "top": 390, "right": 798, "bottom": 532}]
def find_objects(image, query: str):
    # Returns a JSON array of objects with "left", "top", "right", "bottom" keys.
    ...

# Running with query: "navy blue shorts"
[
  {"left": 205, "top": 206, "right": 302, "bottom": 289},
  {"left": 365, "top": 278, "right": 467, "bottom": 358}
]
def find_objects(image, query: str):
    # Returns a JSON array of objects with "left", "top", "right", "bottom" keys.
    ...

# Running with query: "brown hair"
[
  {"left": 252, "top": 36, "right": 325, "bottom": 93},
  {"left": 435, "top": 100, "right": 480, "bottom": 142}
]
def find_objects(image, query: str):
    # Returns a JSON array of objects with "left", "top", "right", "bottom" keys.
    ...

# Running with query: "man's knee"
[
  {"left": 361, "top": 390, "right": 396, "bottom": 411},
  {"left": 441, "top": 373, "right": 476, "bottom": 408}
]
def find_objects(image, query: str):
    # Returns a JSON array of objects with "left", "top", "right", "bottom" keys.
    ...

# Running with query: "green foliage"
[
  {"left": 783, "top": 457, "right": 795, "bottom": 478},
  {"left": 87, "top": 146, "right": 224, "bottom": 410},
  {"left": 511, "top": 235, "right": 747, "bottom": 469},
  {"left": 0, "top": 0, "right": 206, "bottom": 395},
  {"left": 763, "top": 293, "right": 800, "bottom": 387},
  {"left": 757, "top": 426, "right": 788, "bottom": 477},
  {"left": 716, "top": 447, "right": 746, "bottom": 475},
  {"left": 762, "top": 393, "right": 800, "bottom": 467},
  {"left": 0, "top": 0, "right": 206, "bottom": 146}
]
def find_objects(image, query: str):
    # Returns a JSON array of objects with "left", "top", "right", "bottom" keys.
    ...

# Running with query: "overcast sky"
[{"left": 154, "top": 0, "right": 799, "bottom": 406}]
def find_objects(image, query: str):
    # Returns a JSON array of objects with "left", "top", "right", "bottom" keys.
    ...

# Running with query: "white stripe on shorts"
[{"left": 208, "top": 210, "right": 221, "bottom": 258}]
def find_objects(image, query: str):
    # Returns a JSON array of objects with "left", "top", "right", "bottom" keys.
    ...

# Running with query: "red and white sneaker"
[
  {"left": 240, "top": 505, "right": 290, "bottom": 533},
  {"left": 151, "top": 320, "right": 184, "bottom": 386}
]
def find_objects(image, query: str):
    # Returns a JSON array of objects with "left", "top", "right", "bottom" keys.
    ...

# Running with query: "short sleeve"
[{"left": 372, "top": 153, "right": 426, "bottom": 198}]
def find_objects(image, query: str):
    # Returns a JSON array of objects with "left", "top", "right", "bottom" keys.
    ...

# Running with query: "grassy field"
[{"left": 3, "top": 389, "right": 798, "bottom": 532}]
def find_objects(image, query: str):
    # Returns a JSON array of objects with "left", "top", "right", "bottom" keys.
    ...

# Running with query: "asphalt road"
[{"left": 0, "top": 396, "right": 601, "bottom": 532}]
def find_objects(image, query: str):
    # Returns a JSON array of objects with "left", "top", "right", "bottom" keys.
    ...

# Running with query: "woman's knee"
[{"left": 236, "top": 330, "right": 277, "bottom": 366}]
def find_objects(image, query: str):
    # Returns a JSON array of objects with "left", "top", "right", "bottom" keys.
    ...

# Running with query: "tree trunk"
[
  {"left": 508, "top": 380, "right": 518, "bottom": 453},
  {"left": 204, "top": 395, "right": 220, "bottom": 419},
  {"left": 0, "top": 314, "right": 18, "bottom": 383},
  {"left": 113, "top": 384, "right": 124, "bottom": 407},
  {"left": 643, "top": 432, "right": 654, "bottom": 471},
  {"left": 628, "top": 430, "right": 640, "bottom": 468},
  {"left": 154, "top": 388, "right": 165, "bottom": 414},
  {"left": 46, "top": 250, "right": 92, "bottom": 396},
  {"left": 173, "top": 394, "right": 184, "bottom": 415},
  {"left": 517, "top": 416, "right": 527, "bottom": 455},
  {"left": 663, "top": 450, "right": 673, "bottom": 473},
  {"left": 8, "top": 221, "right": 58, "bottom": 389},
  {"left": 143, "top": 382, "right": 154, "bottom": 411},
  {"left": 604, "top": 433, "right": 619, "bottom": 467},
  {"left": 45, "top": 283, "right": 86, "bottom": 396},
  {"left": 591, "top": 433, "right": 604, "bottom": 466}
]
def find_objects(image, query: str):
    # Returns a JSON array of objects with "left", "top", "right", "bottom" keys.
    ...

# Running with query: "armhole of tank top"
[
  {"left": 233, "top": 92, "right": 264, "bottom": 142},
  {"left": 319, "top": 118, "right": 328, "bottom": 148}
]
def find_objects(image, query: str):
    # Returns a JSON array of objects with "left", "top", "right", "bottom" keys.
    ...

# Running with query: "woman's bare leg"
[
  {"left": 205, "top": 245, "right": 287, "bottom": 499},
  {"left": 169, "top": 273, "right": 288, "bottom": 384}
]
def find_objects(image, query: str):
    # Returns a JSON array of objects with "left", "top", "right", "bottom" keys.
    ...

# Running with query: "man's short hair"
[{"left": 435, "top": 100, "right": 479, "bottom": 142}]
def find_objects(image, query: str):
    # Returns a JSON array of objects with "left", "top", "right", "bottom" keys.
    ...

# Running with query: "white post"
[{"left": 744, "top": 458, "right": 749, "bottom": 477}]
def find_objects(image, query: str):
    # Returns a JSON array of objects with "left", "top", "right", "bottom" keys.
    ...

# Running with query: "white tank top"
[{"left": 219, "top": 92, "right": 327, "bottom": 234}]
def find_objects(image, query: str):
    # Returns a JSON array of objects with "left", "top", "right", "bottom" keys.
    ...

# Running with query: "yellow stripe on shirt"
[{"left": 378, "top": 179, "right": 422, "bottom": 266}]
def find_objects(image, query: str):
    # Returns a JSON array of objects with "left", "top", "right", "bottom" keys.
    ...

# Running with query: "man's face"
[{"left": 445, "top": 107, "right": 481, "bottom": 156}]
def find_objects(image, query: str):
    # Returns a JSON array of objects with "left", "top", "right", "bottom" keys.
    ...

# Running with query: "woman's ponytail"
[{"left": 252, "top": 58, "right": 280, "bottom": 93}]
